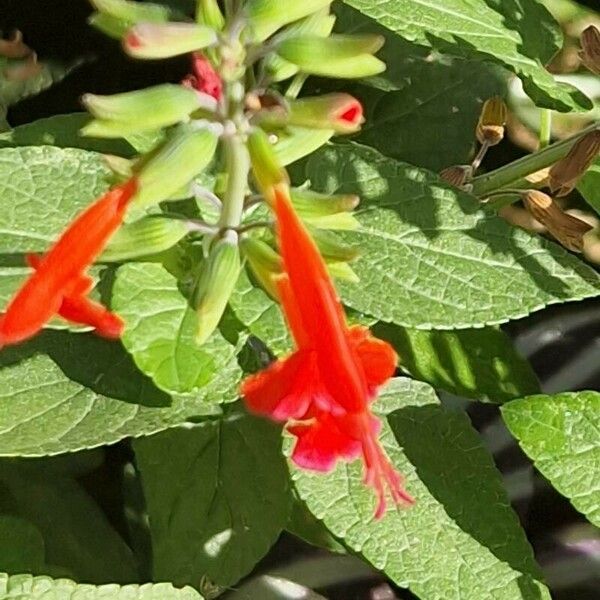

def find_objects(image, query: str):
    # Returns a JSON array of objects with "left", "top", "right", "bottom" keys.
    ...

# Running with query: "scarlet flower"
[
  {"left": 182, "top": 52, "right": 223, "bottom": 101},
  {"left": 241, "top": 185, "right": 414, "bottom": 518},
  {"left": 0, "top": 179, "right": 137, "bottom": 347}
]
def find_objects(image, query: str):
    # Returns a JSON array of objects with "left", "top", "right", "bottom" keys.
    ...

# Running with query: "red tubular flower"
[
  {"left": 0, "top": 179, "right": 137, "bottom": 347},
  {"left": 182, "top": 52, "right": 223, "bottom": 100},
  {"left": 241, "top": 184, "right": 414, "bottom": 518}
]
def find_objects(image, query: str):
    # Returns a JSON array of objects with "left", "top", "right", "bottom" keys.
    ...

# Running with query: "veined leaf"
[
  {"left": 134, "top": 413, "right": 291, "bottom": 587},
  {"left": 112, "top": 262, "right": 244, "bottom": 396},
  {"left": 502, "top": 391, "right": 600, "bottom": 527},
  {"left": 342, "top": 0, "right": 591, "bottom": 112},
  {"left": 291, "top": 378, "right": 550, "bottom": 600},
  {"left": 298, "top": 143, "right": 600, "bottom": 329},
  {"left": 375, "top": 323, "right": 540, "bottom": 402},
  {"left": 0, "top": 573, "right": 203, "bottom": 599},
  {"left": 578, "top": 158, "right": 600, "bottom": 217}
]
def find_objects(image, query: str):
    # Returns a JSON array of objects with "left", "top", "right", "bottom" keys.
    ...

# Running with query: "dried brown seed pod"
[
  {"left": 580, "top": 25, "right": 600, "bottom": 75},
  {"left": 439, "top": 165, "right": 472, "bottom": 187},
  {"left": 476, "top": 97, "right": 507, "bottom": 146}
]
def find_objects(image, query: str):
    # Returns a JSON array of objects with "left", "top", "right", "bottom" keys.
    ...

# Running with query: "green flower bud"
[
  {"left": 103, "top": 154, "right": 133, "bottom": 179},
  {"left": 308, "top": 227, "right": 359, "bottom": 262},
  {"left": 247, "top": 127, "right": 289, "bottom": 193},
  {"left": 123, "top": 22, "right": 217, "bottom": 59},
  {"left": 273, "top": 126, "right": 333, "bottom": 165},
  {"left": 277, "top": 34, "right": 385, "bottom": 78},
  {"left": 193, "top": 231, "right": 242, "bottom": 345},
  {"left": 290, "top": 188, "right": 360, "bottom": 230},
  {"left": 90, "top": 0, "right": 170, "bottom": 23},
  {"left": 327, "top": 260, "right": 359, "bottom": 283},
  {"left": 196, "top": 0, "right": 225, "bottom": 30},
  {"left": 259, "top": 93, "right": 364, "bottom": 134},
  {"left": 240, "top": 236, "right": 282, "bottom": 299},
  {"left": 101, "top": 216, "right": 190, "bottom": 262},
  {"left": 88, "top": 13, "right": 130, "bottom": 40},
  {"left": 133, "top": 125, "right": 219, "bottom": 208},
  {"left": 81, "top": 84, "right": 211, "bottom": 137},
  {"left": 263, "top": 9, "right": 335, "bottom": 82},
  {"left": 246, "top": 0, "right": 333, "bottom": 42}
]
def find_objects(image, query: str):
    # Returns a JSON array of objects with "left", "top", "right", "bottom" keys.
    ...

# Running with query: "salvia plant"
[{"left": 0, "top": 0, "right": 598, "bottom": 599}]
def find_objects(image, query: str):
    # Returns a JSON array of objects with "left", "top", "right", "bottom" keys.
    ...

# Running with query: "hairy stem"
[
  {"left": 219, "top": 133, "right": 250, "bottom": 230},
  {"left": 471, "top": 121, "right": 599, "bottom": 197}
]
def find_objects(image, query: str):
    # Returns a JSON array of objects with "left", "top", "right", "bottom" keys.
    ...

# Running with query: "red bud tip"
[
  {"left": 339, "top": 103, "right": 362, "bottom": 125},
  {"left": 124, "top": 32, "right": 142, "bottom": 49}
]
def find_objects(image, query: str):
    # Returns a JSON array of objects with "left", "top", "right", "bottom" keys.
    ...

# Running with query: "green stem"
[
  {"left": 219, "top": 133, "right": 250, "bottom": 229},
  {"left": 471, "top": 121, "right": 599, "bottom": 197},
  {"left": 539, "top": 109, "right": 552, "bottom": 149},
  {"left": 285, "top": 74, "right": 308, "bottom": 100}
]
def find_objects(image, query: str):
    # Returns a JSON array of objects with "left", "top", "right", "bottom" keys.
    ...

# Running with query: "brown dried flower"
[
  {"left": 521, "top": 190, "right": 592, "bottom": 253},
  {"left": 0, "top": 30, "right": 32, "bottom": 59},
  {"left": 548, "top": 130, "right": 600, "bottom": 197},
  {"left": 439, "top": 165, "right": 472, "bottom": 187},
  {"left": 580, "top": 25, "right": 600, "bottom": 75},
  {"left": 476, "top": 97, "right": 507, "bottom": 146}
]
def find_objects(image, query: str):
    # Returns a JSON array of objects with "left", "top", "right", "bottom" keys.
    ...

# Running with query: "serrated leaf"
[
  {"left": 0, "top": 516, "right": 45, "bottom": 574},
  {"left": 0, "top": 146, "right": 110, "bottom": 253},
  {"left": 375, "top": 323, "right": 540, "bottom": 402},
  {"left": 0, "top": 573, "right": 203, "bottom": 599},
  {"left": 0, "top": 465, "right": 137, "bottom": 583},
  {"left": 578, "top": 158, "right": 600, "bottom": 216},
  {"left": 342, "top": 0, "right": 591, "bottom": 112},
  {"left": 0, "top": 114, "right": 136, "bottom": 156},
  {"left": 297, "top": 143, "right": 600, "bottom": 329},
  {"left": 291, "top": 378, "right": 550, "bottom": 600},
  {"left": 229, "top": 270, "right": 290, "bottom": 356},
  {"left": 332, "top": 5, "right": 508, "bottom": 170},
  {"left": 502, "top": 391, "right": 600, "bottom": 527},
  {"left": 0, "top": 331, "right": 223, "bottom": 457},
  {"left": 112, "top": 262, "right": 244, "bottom": 396},
  {"left": 134, "top": 413, "right": 291, "bottom": 587}
]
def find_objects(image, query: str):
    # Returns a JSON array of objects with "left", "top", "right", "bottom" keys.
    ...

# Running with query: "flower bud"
[
  {"left": 90, "top": 0, "right": 170, "bottom": 22},
  {"left": 88, "top": 13, "right": 130, "bottom": 39},
  {"left": 327, "top": 260, "right": 359, "bottom": 283},
  {"left": 193, "top": 231, "right": 242, "bottom": 345},
  {"left": 133, "top": 126, "right": 219, "bottom": 208},
  {"left": 240, "top": 237, "right": 282, "bottom": 299},
  {"left": 81, "top": 84, "right": 210, "bottom": 137},
  {"left": 196, "top": 0, "right": 225, "bottom": 30},
  {"left": 246, "top": 0, "right": 334, "bottom": 42},
  {"left": 439, "top": 165, "right": 472, "bottom": 188},
  {"left": 308, "top": 227, "right": 359, "bottom": 262},
  {"left": 521, "top": 190, "right": 593, "bottom": 253},
  {"left": 273, "top": 127, "right": 334, "bottom": 165},
  {"left": 103, "top": 154, "right": 133, "bottom": 179},
  {"left": 123, "top": 22, "right": 217, "bottom": 59},
  {"left": 248, "top": 127, "right": 289, "bottom": 195},
  {"left": 263, "top": 9, "right": 336, "bottom": 82},
  {"left": 260, "top": 94, "right": 364, "bottom": 134},
  {"left": 101, "top": 216, "right": 189, "bottom": 262},
  {"left": 476, "top": 97, "right": 507, "bottom": 146},
  {"left": 290, "top": 188, "right": 359, "bottom": 230},
  {"left": 549, "top": 130, "right": 600, "bottom": 197},
  {"left": 277, "top": 34, "right": 385, "bottom": 79},
  {"left": 580, "top": 25, "right": 600, "bottom": 75}
]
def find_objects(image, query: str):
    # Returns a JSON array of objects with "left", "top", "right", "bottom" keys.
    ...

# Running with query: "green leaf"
[
  {"left": 112, "top": 262, "right": 244, "bottom": 396},
  {"left": 297, "top": 143, "right": 600, "bottom": 329},
  {"left": 0, "top": 114, "right": 136, "bottom": 156},
  {"left": 0, "top": 464, "right": 137, "bottom": 583},
  {"left": 134, "top": 412, "right": 291, "bottom": 587},
  {"left": 502, "top": 391, "right": 600, "bottom": 527},
  {"left": 291, "top": 378, "right": 550, "bottom": 600},
  {"left": 578, "top": 158, "right": 600, "bottom": 216},
  {"left": 0, "top": 516, "right": 45, "bottom": 574},
  {"left": 0, "top": 57, "right": 82, "bottom": 129},
  {"left": 0, "top": 146, "right": 110, "bottom": 253},
  {"left": 229, "top": 270, "right": 290, "bottom": 356},
  {"left": 0, "top": 573, "right": 203, "bottom": 599},
  {"left": 0, "top": 331, "right": 223, "bottom": 457},
  {"left": 342, "top": 0, "right": 592, "bottom": 112},
  {"left": 332, "top": 5, "right": 508, "bottom": 171},
  {"left": 375, "top": 323, "right": 540, "bottom": 402}
]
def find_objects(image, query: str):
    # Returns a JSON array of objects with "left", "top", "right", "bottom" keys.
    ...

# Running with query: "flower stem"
[
  {"left": 471, "top": 121, "right": 599, "bottom": 198},
  {"left": 219, "top": 133, "right": 250, "bottom": 230},
  {"left": 539, "top": 109, "right": 552, "bottom": 149}
]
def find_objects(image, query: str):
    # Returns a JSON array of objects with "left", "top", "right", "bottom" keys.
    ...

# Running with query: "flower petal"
[
  {"left": 242, "top": 350, "right": 321, "bottom": 421},
  {"left": 58, "top": 294, "right": 124, "bottom": 339},
  {"left": 289, "top": 412, "right": 362, "bottom": 472},
  {"left": 347, "top": 325, "right": 397, "bottom": 394}
]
